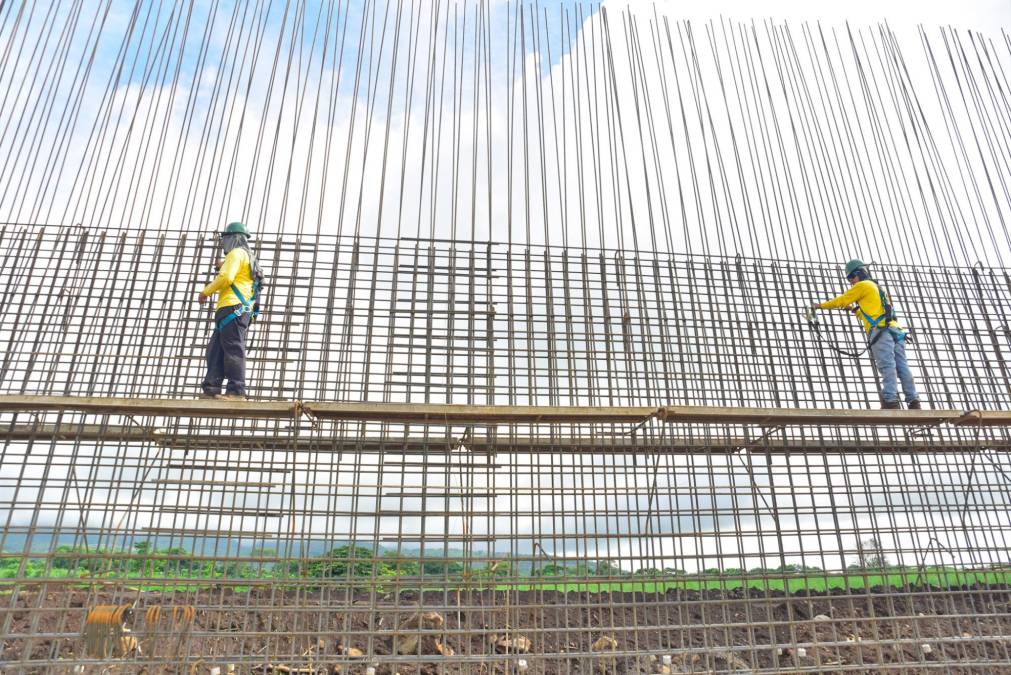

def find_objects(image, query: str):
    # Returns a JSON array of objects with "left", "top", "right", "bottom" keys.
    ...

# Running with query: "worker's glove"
[
  {"left": 808, "top": 303, "right": 820, "bottom": 312},
  {"left": 803, "top": 305, "right": 818, "bottom": 325}
]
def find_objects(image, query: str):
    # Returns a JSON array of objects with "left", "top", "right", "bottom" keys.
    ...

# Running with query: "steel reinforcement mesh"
[
  {"left": 2, "top": 417, "right": 1011, "bottom": 672},
  {"left": 2, "top": 225, "right": 1010, "bottom": 409},
  {"left": 3, "top": 0, "right": 1011, "bottom": 670},
  {"left": 1, "top": 226, "right": 1011, "bottom": 673}
]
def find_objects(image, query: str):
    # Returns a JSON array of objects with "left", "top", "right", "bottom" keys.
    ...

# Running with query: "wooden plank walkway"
[
  {"left": 0, "top": 395, "right": 1009, "bottom": 428},
  {"left": 0, "top": 395, "right": 297, "bottom": 418},
  {"left": 302, "top": 401, "right": 657, "bottom": 424},
  {"left": 657, "top": 405, "right": 961, "bottom": 426}
]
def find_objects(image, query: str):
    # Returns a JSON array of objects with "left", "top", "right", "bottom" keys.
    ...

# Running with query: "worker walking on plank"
[
  {"left": 811, "top": 259, "right": 921, "bottom": 410},
  {"left": 197, "top": 222, "right": 265, "bottom": 401}
]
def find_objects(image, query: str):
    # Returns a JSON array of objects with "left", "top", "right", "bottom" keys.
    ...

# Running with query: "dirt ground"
[{"left": 3, "top": 584, "right": 1010, "bottom": 673}]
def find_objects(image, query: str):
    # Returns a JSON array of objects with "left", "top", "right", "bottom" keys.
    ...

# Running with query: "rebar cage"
[
  {"left": 3, "top": 225, "right": 1010, "bottom": 409},
  {"left": 2, "top": 225, "right": 1010, "bottom": 673},
  {"left": 2, "top": 0, "right": 1011, "bottom": 670}
]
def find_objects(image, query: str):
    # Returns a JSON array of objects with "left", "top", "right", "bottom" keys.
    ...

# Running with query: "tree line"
[{"left": 0, "top": 538, "right": 897, "bottom": 581}]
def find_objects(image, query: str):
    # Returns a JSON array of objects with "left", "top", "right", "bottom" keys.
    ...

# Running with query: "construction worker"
[
  {"left": 197, "top": 222, "right": 264, "bottom": 400},
  {"left": 811, "top": 259, "right": 921, "bottom": 410}
]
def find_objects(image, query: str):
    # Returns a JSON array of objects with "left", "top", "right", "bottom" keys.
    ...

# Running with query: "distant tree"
[
  {"left": 216, "top": 560, "right": 254, "bottom": 578},
  {"left": 246, "top": 547, "right": 278, "bottom": 575},
  {"left": 594, "top": 560, "right": 622, "bottom": 576},
  {"left": 535, "top": 563, "right": 570, "bottom": 577},
  {"left": 470, "top": 561, "right": 509, "bottom": 580},
  {"left": 422, "top": 560, "right": 464, "bottom": 576},
  {"left": 855, "top": 538, "right": 890, "bottom": 570},
  {"left": 130, "top": 541, "right": 153, "bottom": 573},
  {"left": 0, "top": 557, "right": 27, "bottom": 578},
  {"left": 52, "top": 545, "right": 81, "bottom": 571},
  {"left": 308, "top": 545, "right": 381, "bottom": 578},
  {"left": 488, "top": 561, "right": 510, "bottom": 577},
  {"left": 381, "top": 550, "right": 420, "bottom": 576},
  {"left": 159, "top": 546, "right": 197, "bottom": 574},
  {"left": 633, "top": 567, "right": 663, "bottom": 578},
  {"left": 52, "top": 545, "right": 114, "bottom": 574}
]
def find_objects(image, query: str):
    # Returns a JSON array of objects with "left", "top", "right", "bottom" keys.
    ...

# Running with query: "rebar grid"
[
  {"left": 2, "top": 225, "right": 1010, "bottom": 410},
  {"left": 2, "top": 0, "right": 1011, "bottom": 670},
  {"left": 2, "top": 415, "right": 1011, "bottom": 672},
  {"left": 0, "top": 226, "right": 1010, "bottom": 672}
]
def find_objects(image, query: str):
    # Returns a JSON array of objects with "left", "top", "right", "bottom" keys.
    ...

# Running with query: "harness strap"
[
  {"left": 860, "top": 308, "right": 886, "bottom": 329},
  {"left": 859, "top": 285, "right": 898, "bottom": 329},
  {"left": 231, "top": 283, "right": 250, "bottom": 306},
  {"left": 860, "top": 311, "right": 908, "bottom": 344},
  {"left": 215, "top": 281, "right": 260, "bottom": 331}
]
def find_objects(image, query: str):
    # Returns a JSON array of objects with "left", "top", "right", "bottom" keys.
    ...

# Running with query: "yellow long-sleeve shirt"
[
  {"left": 818, "top": 279, "right": 901, "bottom": 333},
  {"left": 202, "top": 248, "right": 254, "bottom": 311}
]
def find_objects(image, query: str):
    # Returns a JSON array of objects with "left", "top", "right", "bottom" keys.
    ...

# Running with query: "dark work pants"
[{"left": 202, "top": 305, "right": 251, "bottom": 396}]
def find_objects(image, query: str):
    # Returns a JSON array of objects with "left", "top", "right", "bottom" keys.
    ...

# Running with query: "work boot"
[
  {"left": 881, "top": 400, "right": 901, "bottom": 410},
  {"left": 215, "top": 393, "right": 247, "bottom": 402},
  {"left": 907, "top": 399, "right": 922, "bottom": 410},
  {"left": 199, "top": 392, "right": 218, "bottom": 400}
]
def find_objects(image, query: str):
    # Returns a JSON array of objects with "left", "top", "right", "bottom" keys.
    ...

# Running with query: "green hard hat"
[
  {"left": 844, "top": 259, "right": 866, "bottom": 277},
  {"left": 221, "top": 221, "right": 249, "bottom": 236}
]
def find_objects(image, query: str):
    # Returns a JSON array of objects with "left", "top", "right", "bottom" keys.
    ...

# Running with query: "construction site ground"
[{"left": 5, "top": 584, "right": 1010, "bottom": 673}]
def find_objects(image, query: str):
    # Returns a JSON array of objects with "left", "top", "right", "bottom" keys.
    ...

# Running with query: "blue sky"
[
  {"left": 0, "top": 1, "right": 1008, "bottom": 264},
  {"left": 92, "top": 1, "right": 598, "bottom": 94}
]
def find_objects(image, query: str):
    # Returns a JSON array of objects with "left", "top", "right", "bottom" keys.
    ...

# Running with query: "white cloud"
[{"left": 612, "top": 0, "right": 1010, "bottom": 32}]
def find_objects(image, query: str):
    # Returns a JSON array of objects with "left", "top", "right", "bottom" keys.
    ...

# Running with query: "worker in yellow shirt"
[
  {"left": 197, "top": 222, "right": 264, "bottom": 400},
  {"left": 811, "top": 259, "right": 921, "bottom": 410}
]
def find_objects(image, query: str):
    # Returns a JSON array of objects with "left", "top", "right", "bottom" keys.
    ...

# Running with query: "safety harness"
[
  {"left": 216, "top": 280, "right": 261, "bottom": 332},
  {"left": 806, "top": 282, "right": 908, "bottom": 358},
  {"left": 859, "top": 285, "right": 908, "bottom": 345}
]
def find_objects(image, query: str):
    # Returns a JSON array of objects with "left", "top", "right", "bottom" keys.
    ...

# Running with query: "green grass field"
[
  {"left": 510, "top": 570, "right": 1011, "bottom": 594},
  {"left": 5, "top": 555, "right": 1010, "bottom": 597}
]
